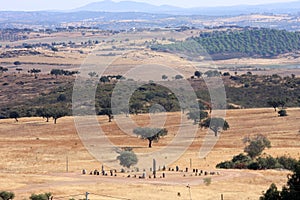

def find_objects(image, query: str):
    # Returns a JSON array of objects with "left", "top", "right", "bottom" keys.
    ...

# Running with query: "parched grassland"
[{"left": 0, "top": 108, "right": 299, "bottom": 199}]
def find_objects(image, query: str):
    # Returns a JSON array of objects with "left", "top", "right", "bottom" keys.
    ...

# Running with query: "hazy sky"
[{"left": 0, "top": 0, "right": 297, "bottom": 11}]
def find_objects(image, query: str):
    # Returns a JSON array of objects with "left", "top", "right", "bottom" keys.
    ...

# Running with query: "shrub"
[
  {"left": 0, "top": 191, "right": 15, "bottom": 200},
  {"left": 232, "top": 153, "right": 252, "bottom": 163},
  {"left": 216, "top": 161, "right": 234, "bottom": 169},
  {"left": 29, "top": 193, "right": 52, "bottom": 200},
  {"left": 278, "top": 109, "right": 288, "bottom": 117},
  {"left": 248, "top": 162, "right": 260, "bottom": 170},
  {"left": 203, "top": 178, "right": 212, "bottom": 186},
  {"left": 278, "top": 156, "right": 297, "bottom": 170}
]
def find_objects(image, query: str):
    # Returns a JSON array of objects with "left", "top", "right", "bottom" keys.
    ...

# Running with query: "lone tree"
[
  {"left": 133, "top": 127, "right": 168, "bottom": 148},
  {"left": 117, "top": 151, "right": 138, "bottom": 168},
  {"left": 0, "top": 66, "right": 8, "bottom": 74},
  {"left": 243, "top": 134, "right": 271, "bottom": 159},
  {"left": 187, "top": 110, "right": 208, "bottom": 124},
  {"left": 9, "top": 111, "right": 19, "bottom": 122},
  {"left": 278, "top": 109, "right": 288, "bottom": 117},
  {"left": 15, "top": 68, "right": 23, "bottom": 73},
  {"left": 194, "top": 71, "right": 202, "bottom": 78},
  {"left": 13, "top": 61, "right": 21, "bottom": 66},
  {"left": 267, "top": 99, "right": 286, "bottom": 112},
  {"left": 200, "top": 117, "right": 229, "bottom": 136},
  {"left": 162, "top": 74, "right": 168, "bottom": 80},
  {"left": 175, "top": 74, "right": 184, "bottom": 80},
  {"left": 0, "top": 191, "right": 15, "bottom": 200}
]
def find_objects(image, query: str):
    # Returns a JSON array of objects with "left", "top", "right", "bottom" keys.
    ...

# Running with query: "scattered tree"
[
  {"left": 100, "top": 76, "right": 110, "bottom": 83},
  {"left": 0, "top": 191, "right": 15, "bottom": 200},
  {"left": 133, "top": 127, "right": 168, "bottom": 148},
  {"left": 88, "top": 71, "right": 98, "bottom": 78},
  {"left": 36, "top": 107, "right": 52, "bottom": 122},
  {"left": 51, "top": 47, "right": 58, "bottom": 53},
  {"left": 28, "top": 68, "right": 41, "bottom": 79},
  {"left": 9, "top": 111, "right": 19, "bottom": 122},
  {"left": 130, "top": 102, "right": 143, "bottom": 115},
  {"left": 278, "top": 109, "right": 288, "bottom": 117},
  {"left": 175, "top": 74, "right": 184, "bottom": 80},
  {"left": 0, "top": 66, "right": 8, "bottom": 74},
  {"left": 15, "top": 68, "right": 23, "bottom": 73},
  {"left": 117, "top": 150, "right": 138, "bottom": 168},
  {"left": 187, "top": 110, "right": 208, "bottom": 124},
  {"left": 162, "top": 74, "right": 168, "bottom": 80},
  {"left": 13, "top": 61, "right": 21, "bottom": 66},
  {"left": 200, "top": 117, "right": 229, "bottom": 136},
  {"left": 50, "top": 69, "right": 62, "bottom": 78},
  {"left": 98, "top": 97, "right": 113, "bottom": 122},
  {"left": 267, "top": 100, "right": 280, "bottom": 111},
  {"left": 99, "top": 108, "right": 113, "bottom": 122},
  {"left": 51, "top": 108, "right": 68, "bottom": 124},
  {"left": 29, "top": 192, "right": 52, "bottom": 200},
  {"left": 244, "top": 134, "right": 271, "bottom": 159},
  {"left": 194, "top": 71, "right": 202, "bottom": 78}
]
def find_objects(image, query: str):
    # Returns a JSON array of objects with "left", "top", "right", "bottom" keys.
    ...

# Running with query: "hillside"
[
  {"left": 1, "top": 72, "right": 299, "bottom": 119},
  {"left": 152, "top": 28, "right": 300, "bottom": 60}
]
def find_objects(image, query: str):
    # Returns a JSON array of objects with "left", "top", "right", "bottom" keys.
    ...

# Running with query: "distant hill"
[
  {"left": 74, "top": 0, "right": 180, "bottom": 13},
  {"left": 75, "top": 0, "right": 300, "bottom": 15}
]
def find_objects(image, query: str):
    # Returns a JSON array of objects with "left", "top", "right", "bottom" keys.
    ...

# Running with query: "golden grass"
[{"left": 0, "top": 108, "right": 299, "bottom": 199}]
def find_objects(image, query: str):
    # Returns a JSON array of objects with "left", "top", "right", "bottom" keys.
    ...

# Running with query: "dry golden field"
[{"left": 0, "top": 108, "right": 299, "bottom": 200}]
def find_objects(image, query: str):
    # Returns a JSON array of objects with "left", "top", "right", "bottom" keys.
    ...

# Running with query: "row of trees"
[
  {"left": 10, "top": 106, "right": 68, "bottom": 124},
  {"left": 50, "top": 69, "right": 78, "bottom": 78}
]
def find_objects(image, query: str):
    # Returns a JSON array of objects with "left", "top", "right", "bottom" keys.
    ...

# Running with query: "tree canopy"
[
  {"left": 200, "top": 117, "right": 229, "bottom": 136},
  {"left": 244, "top": 134, "right": 271, "bottom": 159},
  {"left": 117, "top": 151, "right": 138, "bottom": 168},
  {"left": 133, "top": 127, "right": 168, "bottom": 148}
]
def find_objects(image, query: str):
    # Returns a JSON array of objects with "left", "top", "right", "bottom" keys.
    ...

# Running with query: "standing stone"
[{"left": 153, "top": 159, "right": 157, "bottom": 176}]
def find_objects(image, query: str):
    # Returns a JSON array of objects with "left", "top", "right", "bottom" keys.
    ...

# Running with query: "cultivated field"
[{"left": 0, "top": 108, "right": 299, "bottom": 200}]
